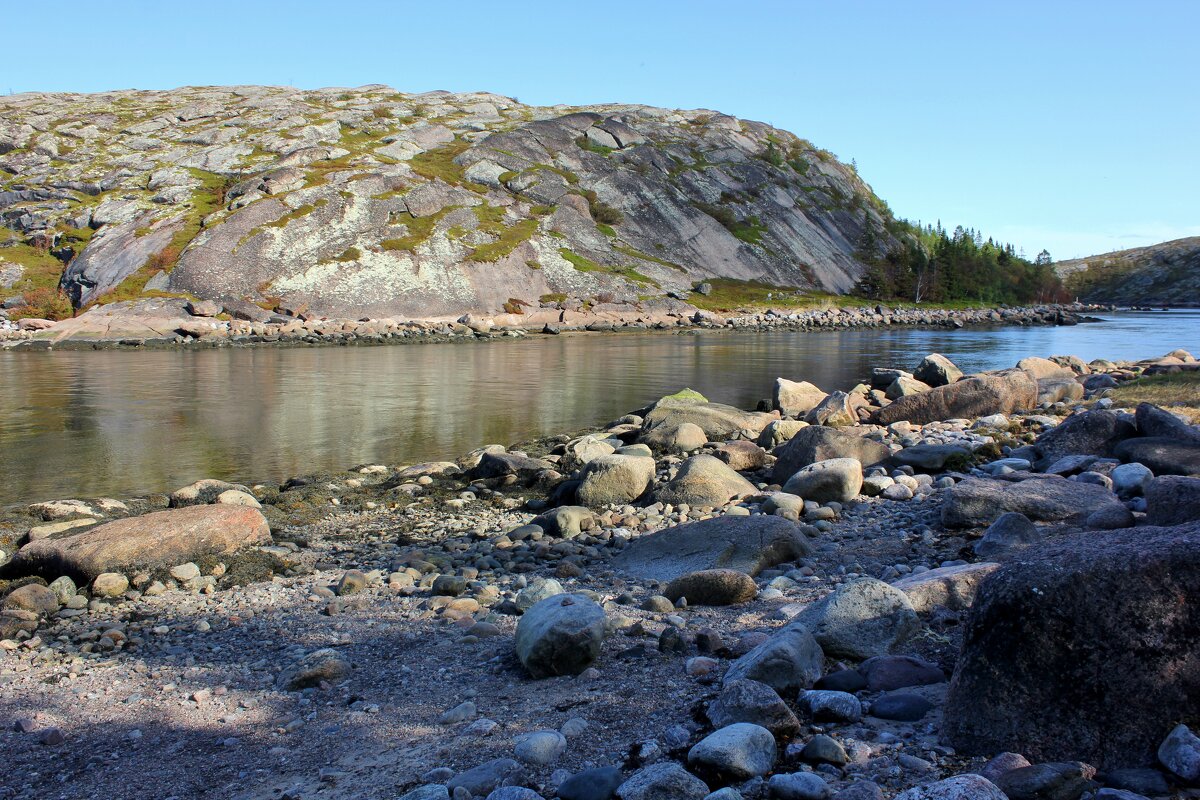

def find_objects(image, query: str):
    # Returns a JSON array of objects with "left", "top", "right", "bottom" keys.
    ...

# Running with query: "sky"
[{"left": 5, "top": 0, "right": 1197, "bottom": 260}]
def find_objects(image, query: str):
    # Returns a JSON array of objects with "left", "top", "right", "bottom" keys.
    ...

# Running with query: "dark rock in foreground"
[{"left": 941, "top": 475, "right": 1124, "bottom": 528}]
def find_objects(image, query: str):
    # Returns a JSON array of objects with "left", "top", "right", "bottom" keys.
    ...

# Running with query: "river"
[{"left": 1, "top": 310, "right": 1196, "bottom": 505}]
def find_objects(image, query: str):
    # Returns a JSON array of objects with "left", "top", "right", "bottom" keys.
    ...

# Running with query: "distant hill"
[
  {"left": 0, "top": 85, "right": 908, "bottom": 320},
  {"left": 1056, "top": 237, "right": 1200, "bottom": 306}
]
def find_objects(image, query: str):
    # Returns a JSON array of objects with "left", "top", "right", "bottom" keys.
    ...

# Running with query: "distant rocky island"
[{"left": 1056, "top": 236, "right": 1200, "bottom": 306}]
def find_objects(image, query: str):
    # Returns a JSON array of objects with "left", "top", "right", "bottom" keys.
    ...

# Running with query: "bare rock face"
[
  {"left": 1, "top": 86, "right": 900, "bottom": 319},
  {"left": 873, "top": 370, "right": 1038, "bottom": 426},
  {"left": 941, "top": 475, "right": 1125, "bottom": 528},
  {"left": 942, "top": 522, "right": 1200, "bottom": 770},
  {"left": 3, "top": 505, "right": 272, "bottom": 582}
]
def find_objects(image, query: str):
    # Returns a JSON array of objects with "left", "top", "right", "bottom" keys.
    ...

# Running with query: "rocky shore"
[
  {"left": 0, "top": 298, "right": 1105, "bottom": 350},
  {"left": 2, "top": 347, "right": 1199, "bottom": 800}
]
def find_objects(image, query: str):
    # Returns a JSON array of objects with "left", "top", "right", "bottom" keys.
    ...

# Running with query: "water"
[{"left": 1, "top": 310, "right": 1196, "bottom": 505}]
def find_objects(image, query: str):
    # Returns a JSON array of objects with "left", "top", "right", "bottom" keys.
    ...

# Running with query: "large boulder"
[
  {"left": 1135, "top": 403, "right": 1200, "bottom": 442},
  {"left": 891, "top": 563, "right": 1000, "bottom": 613},
  {"left": 1146, "top": 476, "right": 1200, "bottom": 526},
  {"left": 641, "top": 423, "right": 708, "bottom": 454},
  {"left": 687, "top": 723, "right": 777, "bottom": 780},
  {"left": 514, "top": 594, "right": 607, "bottom": 679},
  {"left": 653, "top": 455, "right": 756, "bottom": 508},
  {"left": 169, "top": 478, "right": 253, "bottom": 507},
  {"left": 713, "top": 440, "right": 772, "bottom": 471},
  {"left": 942, "top": 522, "right": 1200, "bottom": 770},
  {"left": 707, "top": 679, "right": 801, "bottom": 735},
  {"left": 576, "top": 454, "right": 656, "bottom": 507},
  {"left": 1114, "top": 437, "right": 1200, "bottom": 476},
  {"left": 469, "top": 452, "right": 554, "bottom": 482},
  {"left": 642, "top": 397, "right": 774, "bottom": 440},
  {"left": 773, "top": 379, "right": 827, "bottom": 418},
  {"left": 913, "top": 354, "right": 963, "bottom": 387},
  {"left": 723, "top": 622, "right": 825, "bottom": 694},
  {"left": 892, "top": 444, "right": 971, "bottom": 472},
  {"left": 1017, "top": 356, "right": 1075, "bottom": 381},
  {"left": 894, "top": 776, "right": 1006, "bottom": 800},
  {"left": 789, "top": 578, "right": 919, "bottom": 660},
  {"left": 615, "top": 763, "right": 709, "bottom": 800},
  {"left": 1032, "top": 409, "right": 1136, "bottom": 469},
  {"left": 941, "top": 475, "right": 1124, "bottom": 528},
  {"left": 805, "top": 391, "right": 859, "bottom": 427},
  {"left": 782, "top": 458, "right": 863, "bottom": 503},
  {"left": 757, "top": 420, "right": 809, "bottom": 449},
  {"left": 771, "top": 427, "right": 890, "bottom": 484},
  {"left": 664, "top": 569, "right": 757, "bottom": 606},
  {"left": 613, "top": 516, "right": 810, "bottom": 583},
  {"left": 873, "top": 369, "right": 1038, "bottom": 426},
  {"left": 3, "top": 505, "right": 271, "bottom": 582}
]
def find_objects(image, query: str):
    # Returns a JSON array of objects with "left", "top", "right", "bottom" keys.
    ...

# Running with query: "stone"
[
  {"left": 448, "top": 759, "right": 529, "bottom": 797},
  {"left": 806, "top": 391, "right": 858, "bottom": 427},
  {"left": 1087, "top": 504, "right": 1136, "bottom": 530},
  {"left": 170, "top": 562, "right": 202, "bottom": 582},
  {"left": 723, "top": 622, "right": 825, "bottom": 694},
  {"left": 614, "top": 516, "right": 810, "bottom": 583},
  {"left": 942, "top": 476, "right": 1125, "bottom": 528},
  {"left": 576, "top": 455, "right": 656, "bottom": 507},
  {"left": 1037, "top": 377, "right": 1085, "bottom": 405},
  {"left": 858, "top": 655, "right": 945, "bottom": 691},
  {"left": 486, "top": 789, "right": 543, "bottom": 800},
  {"left": 831, "top": 783, "right": 883, "bottom": 800},
  {"left": 708, "top": 679, "right": 801, "bottom": 735},
  {"left": 46, "top": 576, "right": 76, "bottom": 604},
  {"left": 789, "top": 578, "right": 919, "bottom": 660},
  {"left": 1114, "top": 438, "right": 1200, "bottom": 476},
  {"left": 758, "top": 420, "right": 810, "bottom": 448},
  {"left": 92, "top": 572, "right": 129, "bottom": 597},
  {"left": 974, "top": 513, "right": 1040, "bottom": 557},
  {"left": 783, "top": 459, "right": 863, "bottom": 503},
  {"left": 399, "top": 785, "right": 451, "bottom": 800},
  {"left": 6, "top": 505, "right": 271, "bottom": 582},
  {"left": 800, "top": 734, "right": 848, "bottom": 766},
  {"left": 279, "top": 648, "right": 350, "bottom": 690},
  {"left": 943, "top": 522, "right": 1200, "bottom": 769},
  {"left": 797, "top": 690, "right": 862, "bottom": 723},
  {"left": 558, "top": 767, "right": 624, "bottom": 800},
  {"left": 665, "top": 570, "right": 757, "bottom": 606},
  {"left": 616, "top": 762, "right": 710, "bottom": 800},
  {"left": 772, "top": 426, "right": 890, "bottom": 484},
  {"left": 869, "top": 693, "right": 933, "bottom": 721},
  {"left": 913, "top": 354, "right": 963, "bottom": 387},
  {"left": 713, "top": 441, "right": 771, "bottom": 471},
  {"left": 654, "top": 455, "right": 757, "bottom": 508},
  {"left": 514, "top": 594, "right": 606, "bottom": 678},
  {"left": 642, "top": 397, "right": 774, "bottom": 441},
  {"left": 469, "top": 452, "right": 554, "bottom": 482},
  {"left": 886, "top": 376, "right": 932, "bottom": 400},
  {"left": 1, "top": 583, "right": 59, "bottom": 616},
  {"left": 1135, "top": 402, "right": 1200, "bottom": 442},
  {"left": 873, "top": 369, "right": 1038, "bottom": 426},
  {"left": 642, "top": 423, "right": 709, "bottom": 454},
  {"left": 1158, "top": 723, "right": 1200, "bottom": 782},
  {"left": 533, "top": 506, "right": 595, "bottom": 538},
  {"left": 215, "top": 489, "right": 261, "bottom": 507},
  {"left": 768, "top": 772, "right": 831, "bottom": 800},
  {"left": 892, "top": 563, "right": 1000, "bottom": 613},
  {"left": 1102, "top": 768, "right": 1168, "bottom": 797},
  {"left": 893, "top": 775, "right": 1006, "bottom": 800},
  {"left": 687, "top": 723, "right": 777, "bottom": 780},
  {"left": 168, "top": 478, "right": 253, "bottom": 507},
  {"left": 995, "top": 763, "right": 1096, "bottom": 800},
  {"left": 516, "top": 577, "right": 564, "bottom": 611},
  {"left": 1111, "top": 463, "right": 1154, "bottom": 498},
  {"left": 432, "top": 574, "right": 467, "bottom": 596},
  {"left": 1032, "top": 410, "right": 1136, "bottom": 469},
  {"left": 514, "top": 730, "right": 568, "bottom": 766},
  {"left": 774, "top": 379, "right": 827, "bottom": 418},
  {"left": 980, "top": 753, "right": 1032, "bottom": 783},
  {"left": 892, "top": 444, "right": 971, "bottom": 472},
  {"left": 1146, "top": 476, "right": 1200, "bottom": 526},
  {"left": 814, "top": 670, "right": 867, "bottom": 693},
  {"left": 1018, "top": 356, "right": 1075, "bottom": 380}
]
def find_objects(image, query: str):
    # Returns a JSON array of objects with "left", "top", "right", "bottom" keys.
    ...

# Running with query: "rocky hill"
[
  {"left": 0, "top": 85, "right": 903, "bottom": 320},
  {"left": 1056, "top": 236, "right": 1200, "bottom": 306}
]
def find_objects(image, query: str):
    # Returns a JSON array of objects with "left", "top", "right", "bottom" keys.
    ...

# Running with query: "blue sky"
[{"left": 6, "top": 0, "right": 1197, "bottom": 259}]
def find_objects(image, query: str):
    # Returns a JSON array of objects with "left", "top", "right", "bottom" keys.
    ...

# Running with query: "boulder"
[
  {"left": 514, "top": 594, "right": 607, "bottom": 679},
  {"left": 783, "top": 458, "right": 863, "bottom": 503},
  {"left": 469, "top": 452, "right": 554, "bottom": 482},
  {"left": 943, "top": 522, "right": 1200, "bottom": 769},
  {"left": 723, "top": 622, "right": 825, "bottom": 694},
  {"left": 642, "top": 397, "right": 774, "bottom": 440},
  {"left": 1158, "top": 724, "right": 1200, "bottom": 782},
  {"left": 773, "top": 378, "right": 827, "bottom": 419},
  {"left": 1, "top": 583, "right": 59, "bottom": 616},
  {"left": 168, "top": 478, "right": 252, "bottom": 507},
  {"left": 892, "top": 444, "right": 971, "bottom": 472},
  {"left": 1032, "top": 410, "right": 1136, "bottom": 469},
  {"left": 858, "top": 655, "right": 945, "bottom": 691},
  {"left": 873, "top": 369, "right": 1038, "bottom": 426},
  {"left": 278, "top": 648, "right": 351, "bottom": 690},
  {"left": 805, "top": 391, "right": 858, "bottom": 427},
  {"left": 558, "top": 768, "right": 624, "bottom": 800},
  {"left": 713, "top": 440, "right": 772, "bottom": 471},
  {"left": 767, "top": 772, "right": 831, "bottom": 800},
  {"left": 532, "top": 506, "right": 595, "bottom": 538},
  {"left": 757, "top": 420, "right": 809, "bottom": 449},
  {"left": 771, "top": 427, "right": 890, "bottom": 484},
  {"left": 973, "top": 512, "right": 1041, "bottom": 557},
  {"left": 688, "top": 723, "right": 777, "bottom": 780},
  {"left": 1111, "top": 463, "right": 1154, "bottom": 498},
  {"left": 891, "top": 563, "right": 1000, "bottom": 613},
  {"left": 616, "top": 763, "right": 709, "bottom": 800},
  {"left": 664, "top": 569, "right": 757, "bottom": 606},
  {"left": 613, "top": 516, "right": 810, "bottom": 583},
  {"left": 448, "top": 759, "right": 530, "bottom": 797},
  {"left": 1114, "top": 437, "right": 1200, "bottom": 476},
  {"left": 913, "top": 354, "right": 963, "bottom": 387},
  {"left": 893, "top": 775, "right": 1006, "bottom": 800},
  {"left": 1017, "top": 356, "right": 1075, "bottom": 380},
  {"left": 576, "top": 455, "right": 656, "bottom": 507},
  {"left": 1135, "top": 402, "right": 1200, "bottom": 442},
  {"left": 654, "top": 455, "right": 757, "bottom": 508},
  {"left": 886, "top": 376, "right": 932, "bottom": 400},
  {"left": 994, "top": 763, "right": 1096, "bottom": 800},
  {"left": 941, "top": 475, "right": 1124, "bottom": 528},
  {"left": 641, "top": 423, "right": 708, "bottom": 454},
  {"left": 1145, "top": 476, "right": 1200, "bottom": 526},
  {"left": 1036, "top": 377, "right": 1085, "bottom": 405},
  {"left": 4, "top": 505, "right": 271, "bottom": 582},
  {"left": 707, "top": 679, "right": 801, "bottom": 735},
  {"left": 789, "top": 578, "right": 919, "bottom": 660}
]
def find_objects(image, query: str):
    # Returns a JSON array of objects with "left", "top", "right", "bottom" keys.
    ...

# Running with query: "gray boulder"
[
  {"left": 616, "top": 762, "right": 709, "bottom": 800},
  {"left": 707, "top": 679, "right": 801, "bottom": 735},
  {"left": 805, "top": 391, "right": 859, "bottom": 427},
  {"left": 892, "top": 563, "right": 1000, "bottom": 613},
  {"left": 873, "top": 369, "right": 1038, "bottom": 425},
  {"left": 782, "top": 458, "right": 862, "bottom": 503},
  {"left": 1114, "top": 437, "right": 1200, "bottom": 476},
  {"left": 1159, "top": 724, "right": 1200, "bottom": 782},
  {"left": 1136, "top": 402, "right": 1200, "bottom": 442},
  {"left": 723, "top": 622, "right": 825, "bottom": 694},
  {"left": 892, "top": 444, "right": 971, "bottom": 472},
  {"left": 893, "top": 776, "right": 1006, "bottom": 800},
  {"left": 758, "top": 420, "right": 809, "bottom": 449},
  {"left": 1146, "top": 476, "right": 1200, "bottom": 526},
  {"left": 514, "top": 594, "right": 607, "bottom": 678},
  {"left": 942, "top": 475, "right": 1125, "bottom": 528},
  {"left": 1032, "top": 409, "right": 1136, "bottom": 469},
  {"left": 642, "top": 398, "right": 774, "bottom": 441},
  {"left": 654, "top": 455, "right": 756, "bottom": 508},
  {"left": 973, "top": 512, "right": 1041, "bottom": 557},
  {"left": 687, "top": 723, "right": 777, "bottom": 780},
  {"left": 768, "top": 772, "right": 831, "bottom": 800},
  {"left": 913, "top": 354, "right": 963, "bottom": 387},
  {"left": 771, "top": 426, "right": 890, "bottom": 484},
  {"left": 790, "top": 578, "right": 919, "bottom": 660},
  {"left": 470, "top": 452, "right": 553, "bottom": 482},
  {"left": 774, "top": 379, "right": 827, "bottom": 418},
  {"left": 614, "top": 515, "right": 810, "bottom": 583},
  {"left": 576, "top": 455, "right": 656, "bottom": 507},
  {"left": 448, "top": 759, "right": 529, "bottom": 797},
  {"left": 664, "top": 569, "right": 758, "bottom": 606},
  {"left": 642, "top": 423, "right": 708, "bottom": 454}
]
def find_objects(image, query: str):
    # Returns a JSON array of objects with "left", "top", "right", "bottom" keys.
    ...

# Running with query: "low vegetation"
[{"left": 1108, "top": 372, "right": 1200, "bottom": 422}]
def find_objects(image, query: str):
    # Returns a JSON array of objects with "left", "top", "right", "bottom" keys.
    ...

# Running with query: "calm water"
[{"left": 1, "top": 311, "right": 1197, "bottom": 505}]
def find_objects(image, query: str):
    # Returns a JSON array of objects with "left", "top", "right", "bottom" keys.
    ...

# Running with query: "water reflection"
[{"left": 1, "top": 311, "right": 1195, "bottom": 504}]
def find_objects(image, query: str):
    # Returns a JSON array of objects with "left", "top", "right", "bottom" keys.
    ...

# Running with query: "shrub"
[{"left": 9, "top": 287, "right": 72, "bottom": 321}]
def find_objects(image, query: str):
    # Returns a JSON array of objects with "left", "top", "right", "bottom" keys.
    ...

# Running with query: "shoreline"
[{"left": 0, "top": 301, "right": 1110, "bottom": 351}]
